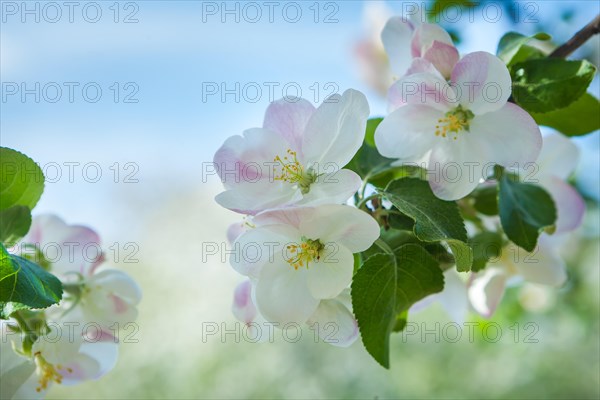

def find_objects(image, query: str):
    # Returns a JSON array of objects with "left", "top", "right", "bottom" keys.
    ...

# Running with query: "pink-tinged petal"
[
  {"left": 298, "top": 205, "right": 380, "bottom": 253},
  {"left": 405, "top": 58, "right": 441, "bottom": 77},
  {"left": 252, "top": 207, "right": 314, "bottom": 230},
  {"left": 255, "top": 262, "right": 319, "bottom": 325},
  {"left": 388, "top": 72, "right": 457, "bottom": 112},
  {"left": 214, "top": 180, "right": 301, "bottom": 215},
  {"left": 306, "top": 245, "right": 354, "bottom": 299},
  {"left": 232, "top": 280, "right": 257, "bottom": 324},
  {"left": 62, "top": 342, "right": 119, "bottom": 384},
  {"left": 411, "top": 23, "right": 454, "bottom": 58},
  {"left": 307, "top": 297, "right": 358, "bottom": 347},
  {"left": 302, "top": 89, "right": 370, "bottom": 168},
  {"left": 451, "top": 51, "right": 512, "bottom": 115},
  {"left": 213, "top": 128, "right": 290, "bottom": 189},
  {"left": 230, "top": 225, "right": 298, "bottom": 278},
  {"left": 422, "top": 40, "right": 459, "bottom": 79},
  {"left": 375, "top": 104, "right": 443, "bottom": 161},
  {"left": 428, "top": 135, "right": 491, "bottom": 200},
  {"left": 537, "top": 133, "right": 580, "bottom": 180},
  {"left": 381, "top": 16, "right": 415, "bottom": 77},
  {"left": 298, "top": 169, "right": 361, "bottom": 207},
  {"left": 91, "top": 270, "right": 142, "bottom": 306},
  {"left": 513, "top": 239, "right": 568, "bottom": 287},
  {"left": 470, "top": 103, "right": 542, "bottom": 168},
  {"left": 468, "top": 268, "right": 508, "bottom": 318},
  {"left": 21, "top": 214, "right": 102, "bottom": 276},
  {"left": 226, "top": 222, "right": 247, "bottom": 244},
  {"left": 263, "top": 98, "right": 316, "bottom": 153},
  {"left": 540, "top": 176, "right": 585, "bottom": 233}
]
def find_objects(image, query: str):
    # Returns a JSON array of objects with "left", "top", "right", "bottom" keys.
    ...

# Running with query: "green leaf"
[
  {"left": 531, "top": 92, "right": 600, "bottom": 137},
  {"left": 472, "top": 185, "right": 499, "bottom": 216},
  {"left": 352, "top": 244, "right": 444, "bottom": 368},
  {"left": 429, "top": 0, "right": 477, "bottom": 19},
  {"left": 364, "top": 117, "right": 382, "bottom": 147},
  {"left": 512, "top": 58, "right": 597, "bottom": 113},
  {"left": 0, "top": 206, "right": 32, "bottom": 244},
  {"left": 446, "top": 240, "right": 474, "bottom": 272},
  {"left": 0, "top": 148, "right": 44, "bottom": 211},
  {"left": 381, "top": 178, "right": 472, "bottom": 270},
  {"left": 0, "top": 244, "right": 63, "bottom": 316},
  {"left": 381, "top": 178, "right": 467, "bottom": 242},
  {"left": 469, "top": 232, "right": 504, "bottom": 272},
  {"left": 497, "top": 32, "right": 550, "bottom": 66},
  {"left": 498, "top": 175, "right": 557, "bottom": 252}
]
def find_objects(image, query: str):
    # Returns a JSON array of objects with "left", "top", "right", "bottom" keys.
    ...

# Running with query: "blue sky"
[{"left": 1, "top": 0, "right": 599, "bottom": 236}]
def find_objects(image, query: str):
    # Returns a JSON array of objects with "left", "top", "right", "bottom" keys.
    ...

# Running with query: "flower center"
[
  {"left": 435, "top": 105, "right": 475, "bottom": 140},
  {"left": 34, "top": 352, "right": 72, "bottom": 392},
  {"left": 285, "top": 237, "right": 324, "bottom": 270},
  {"left": 273, "top": 149, "right": 317, "bottom": 194}
]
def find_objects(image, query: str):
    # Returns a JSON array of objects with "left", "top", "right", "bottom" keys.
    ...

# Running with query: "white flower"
[
  {"left": 468, "top": 238, "right": 567, "bottom": 318},
  {"left": 214, "top": 89, "right": 370, "bottom": 215},
  {"left": 534, "top": 133, "right": 585, "bottom": 233},
  {"left": 410, "top": 269, "right": 469, "bottom": 324},
  {"left": 381, "top": 16, "right": 459, "bottom": 79},
  {"left": 17, "top": 215, "right": 142, "bottom": 330},
  {"left": 375, "top": 51, "right": 543, "bottom": 200},
  {"left": 17, "top": 214, "right": 102, "bottom": 276},
  {"left": 1, "top": 322, "right": 118, "bottom": 399},
  {"left": 232, "top": 280, "right": 358, "bottom": 347},
  {"left": 230, "top": 205, "right": 380, "bottom": 324}
]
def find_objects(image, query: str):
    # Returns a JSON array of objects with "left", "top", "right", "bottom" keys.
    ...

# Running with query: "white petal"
[
  {"left": 540, "top": 176, "right": 585, "bottom": 234},
  {"left": 388, "top": 72, "right": 457, "bottom": 112},
  {"left": 513, "top": 240, "right": 567, "bottom": 287},
  {"left": 298, "top": 205, "right": 380, "bottom": 253},
  {"left": 302, "top": 89, "right": 369, "bottom": 168},
  {"left": 90, "top": 269, "right": 142, "bottom": 305},
  {"left": 307, "top": 298, "right": 358, "bottom": 347},
  {"left": 468, "top": 268, "right": 508, "bottom": 318},
  {"left": 263, "top": 98, "right": 316, "bottom": 151},
  {"left": 306, "top": 244, "right": 354, "bottom": 299},
  {"left": 298, "top": 169, "right": 361, "bottom": 207},
  {"left": 231, "top": 225, "right": 299, "bottom": 278},
  {"left": 215, "top": 179, "right": 301, "bottom": 215},
  {"left": 451, "top": 52, "right": 512, "bottom": 115},
  {"left": 469, "top": 103, "right": 542, "bottom": 168},
  {"left": 254, "top": 262, "right": 319, "bottom": 325},
  {"left": 411, "top": 23, "right": 454, "bottom": 57},
  {"left": 213, "top": 128, "right": 291, "bottom": 189},
  {"left": 0, "top": 331, "right": 35, "bottom": 400},
  {"left": 375, "top": 104, "right": 442, "bottom": 161},
  {"left": 232, "top": 280, "right": 257, "bottom": 324},
  {"left": 428, "top": 136, "right": 491, "bottom": 200},
  {"left": 438, "top": 270, "right": 469, "bottom": 324},
  {"left": 381, "top": 16, "right": 414, "bottom": 77},
  {"left": 537, "top": 133, "right": 580, "bottom": 180}
]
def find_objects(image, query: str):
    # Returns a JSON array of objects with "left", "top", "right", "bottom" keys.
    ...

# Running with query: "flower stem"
[
  {"left": 550, "top": 14, "right": 600, "bottom": 58},
  {"left": 357, "top": 194, "right": 379, "bottom": 210}
]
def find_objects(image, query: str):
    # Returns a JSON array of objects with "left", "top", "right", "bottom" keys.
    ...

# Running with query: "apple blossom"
[
  {"left": 232, "top": 280, "right": 358, "bottom": 347},
  {"left": 381, "top": 16, "right": 459, "bottom": 79},
  {"left": 468, "top": 238, "right": 567, "bottom": 318},
  {"left": 375, "top": 51, "right": 543, "bottom": 200},
  {"left": 534, "top": 133, "right": 585, "bottom": 233},
  {"left": 410, "top": 269, "right": 469, "bottom": 324},
  {"left": 16, "top": 215, "right": 142, "bottom": 330},
  {"left": 214, "top": 89, "right": 369, "bottom": 215},
  {"left": 230, "top": 205, "right": 380, "bottom": 325},
  {"left": 0, "top": 321, "right": 118, "bottom": 399}
]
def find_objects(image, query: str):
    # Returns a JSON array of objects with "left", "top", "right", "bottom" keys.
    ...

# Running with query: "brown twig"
[{"left": 549, "top": 14, "right": 600, "bottom": 58}]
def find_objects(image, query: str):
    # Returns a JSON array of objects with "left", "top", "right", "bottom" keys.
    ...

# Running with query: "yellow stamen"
[
  {"left": 34, "top": 352, "right": 69, "bottom": 392},
  {"left": 285, "top": 238, "right": 323, "bottom": 270},
  {"left": 434, "top": 105, "right": 474, "bottom": 141}
]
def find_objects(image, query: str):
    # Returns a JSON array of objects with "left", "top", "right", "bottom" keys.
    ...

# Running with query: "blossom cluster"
[
  {"left": 1, "top": 215, "right": 141, "bottom": 399},
  {"left": 214, "top": 8, "right": 589, "bottom": 361}
]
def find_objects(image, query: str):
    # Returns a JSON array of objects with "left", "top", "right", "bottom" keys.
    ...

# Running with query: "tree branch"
[{"left": 550, "top": 14, "right": 600, "bottom": 58}]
